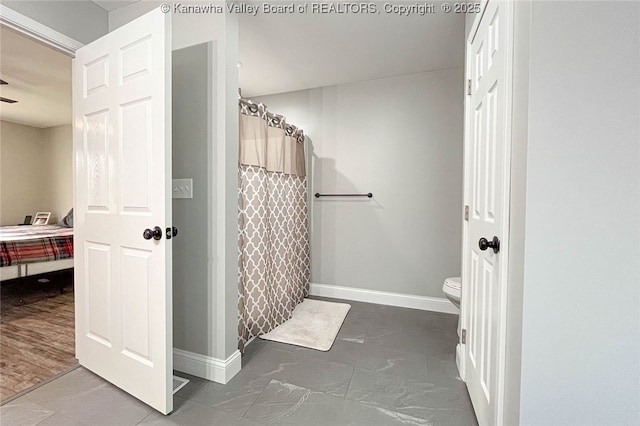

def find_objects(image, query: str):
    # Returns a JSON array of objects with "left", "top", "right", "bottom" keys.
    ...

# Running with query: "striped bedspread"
[{"left": 0, "top": 225, "right": 74, "bottom": 267}]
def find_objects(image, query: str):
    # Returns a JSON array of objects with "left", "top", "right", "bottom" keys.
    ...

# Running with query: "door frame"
[
  {"left": 0, "top": 4, "right": 83, "bottom": 56},
  {"left": 460, "top": 1, "right": 515, "bottom": 425}
]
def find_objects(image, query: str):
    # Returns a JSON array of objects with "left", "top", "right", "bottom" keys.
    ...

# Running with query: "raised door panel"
[
  {"left": 84, "top": 111, "right": 111, "bottom": 212},
  {"left": 85, "top": 242, "right": 111, "bottom": 348},
  {"left": 120, "top": 98, "right": 153, "bottom": 214},
  {"left": 121, "top": 247, "right": 153, "bottom": 367}
]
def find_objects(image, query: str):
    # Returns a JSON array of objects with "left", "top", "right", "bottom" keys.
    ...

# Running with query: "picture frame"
[{"left": 33, "top": 212, "right": 51, "bottom": 225}]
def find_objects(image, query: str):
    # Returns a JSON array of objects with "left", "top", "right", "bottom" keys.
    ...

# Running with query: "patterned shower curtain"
[{"left": 237, "top": 100, "right": 310, "bottom": 352}]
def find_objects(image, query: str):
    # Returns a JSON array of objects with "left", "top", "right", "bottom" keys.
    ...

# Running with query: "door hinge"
[
  {"left": 461, "top": 329, "right": 467, "bottom": 344},
  {"left": 467, "top": 79, "right": 472, "bottom": 96},
  {"left": 464, "top": 205, "right": 469, "bottom": 221}
]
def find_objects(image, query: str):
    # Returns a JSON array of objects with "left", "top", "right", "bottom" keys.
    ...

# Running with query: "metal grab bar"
[{"left": 314, "top": 193, "right": 373, "bottom": 198}]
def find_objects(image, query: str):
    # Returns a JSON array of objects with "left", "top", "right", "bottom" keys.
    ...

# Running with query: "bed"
[{"left": 0, "top": 225, "right": 74, "bottom": 281}]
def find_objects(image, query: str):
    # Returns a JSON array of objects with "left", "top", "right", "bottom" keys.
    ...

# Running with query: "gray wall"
[
  {"left": 464, "top": 10, "right": 476, "bottom": 41},
  {"left": 254, "top": 68, "right": 464, "bottom": 299},
  {"left": 3, "top": 1, "right": 108, "bottom": 44},
  {"left": 172, "top": 44, "right": 210, "bottom": 356},
  {"left": 519, "top": 1, "right": 640, "bottom": 424}
]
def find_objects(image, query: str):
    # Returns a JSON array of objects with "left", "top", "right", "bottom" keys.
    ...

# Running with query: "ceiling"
[
  {"left": 91, "top": 1, "right": 140, "bottom": 12},
  {"left": 0, "top": 3, "right": 465, "bottom": 126},
  {"left": 238, "top": 7, "right": 465, "bottom": 97},
  {"left": 0, "top": 25, "right": 72, "bottom": 128},
  {"left": 0, "top": 2, "right": 139, "bottom": 128}
]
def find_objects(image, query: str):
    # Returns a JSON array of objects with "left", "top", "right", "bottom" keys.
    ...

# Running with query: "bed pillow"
[{"left": 60, "top": 208, "right": 73, "bottom": 228}]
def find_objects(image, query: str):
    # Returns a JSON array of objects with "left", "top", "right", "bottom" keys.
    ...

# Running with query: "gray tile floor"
[{"left": 1, "top": 297, "right": 477, "bottom": 426}]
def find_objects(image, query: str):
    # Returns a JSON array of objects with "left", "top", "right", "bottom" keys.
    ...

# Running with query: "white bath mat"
[{"left": 259, "top": 299, "right": 351, "bottom": 351}]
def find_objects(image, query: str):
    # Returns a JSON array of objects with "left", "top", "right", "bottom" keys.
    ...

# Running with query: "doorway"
[
  {"left": 0, "top": 24, "right": 76, "bottom": 402},
  {"left": 1, "top": 6, "right": 207, "bottom": 413}
]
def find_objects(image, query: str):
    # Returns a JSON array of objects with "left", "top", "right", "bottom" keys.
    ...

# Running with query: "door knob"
[
  {"left": 166, "top": 227, "right": 178, "bottom": 239},
  {"left": 479, "top": 236, "right": 500, "bottom": 253},
  {"left": 143, "top": 226, "right": 163, "bottom": 241}
]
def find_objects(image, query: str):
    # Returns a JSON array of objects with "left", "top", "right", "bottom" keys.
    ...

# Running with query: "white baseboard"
[
  {"left": 309, "top": 283, "right": 459, "bottom": 314},
  {"left": 173, "top": 348, "right": 241, "bottom": 385}
]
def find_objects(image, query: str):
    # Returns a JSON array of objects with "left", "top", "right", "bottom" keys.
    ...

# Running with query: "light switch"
[{"left": 172, "top": 178, "right": 193, "bottom": 199}]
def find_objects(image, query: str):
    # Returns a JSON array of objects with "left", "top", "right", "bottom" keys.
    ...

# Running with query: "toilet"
[
  {"left": 442, "top": 276, "right": 461, "bottom": 309},
  {"left": 443, "top": 277, "right": 463, "bottom": 374}
]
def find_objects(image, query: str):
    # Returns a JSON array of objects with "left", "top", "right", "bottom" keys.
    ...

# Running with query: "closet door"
[
  {"left": 462, "top": 1, "right": 514, "bottom": 425},
  {"left": 73, "top": 8, "right": 173, "bottom": 414}
]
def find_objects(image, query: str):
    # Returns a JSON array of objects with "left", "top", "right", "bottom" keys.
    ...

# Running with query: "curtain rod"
[{"left": 239, "top": 98, "right": 286, "bottom": 122}]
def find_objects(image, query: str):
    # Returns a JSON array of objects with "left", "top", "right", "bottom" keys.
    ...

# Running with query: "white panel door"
[
  {"left": 463, "top": 1, "right": 512, "bottom": 425},
  {"left": 73, "top": 8, "right": 173, "bottom": 414}
]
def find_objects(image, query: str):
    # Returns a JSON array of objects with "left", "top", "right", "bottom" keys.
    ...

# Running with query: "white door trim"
[
  {"left": 460, "top": 1, "right": 515, "bottom": 425},
  {"left": 0, "top": 4, "right": 83, "bottom": 56},
  {"left": 493, "top": 2, "right": 514, "bottom": 422}
]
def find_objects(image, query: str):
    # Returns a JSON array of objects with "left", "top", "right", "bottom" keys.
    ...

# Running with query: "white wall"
[
  {"left": 519, "top": 1, "right": 640, "bottom": 424},
  {"left": 42, "top": 125, "right": 73, "bottom": 222},
  {"left": 0, "top": 121, "right": 49, "bottom": 225},
  {"left": 254, "top": 68, "right": 464, "bottom": 299},
  {"left": 2, "top": 1, "right": 108, "bottom": 44},
  {"left": 109, "top": 1, "right": 226, "bottom": 50},
  {"left": 0, "top": 121, "right": 72, "bottom": 226}
]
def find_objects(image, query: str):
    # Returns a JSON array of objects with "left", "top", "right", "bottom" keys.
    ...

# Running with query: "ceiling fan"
[{"left": 0, "top": 79, "right": 18, "bottom": 104}]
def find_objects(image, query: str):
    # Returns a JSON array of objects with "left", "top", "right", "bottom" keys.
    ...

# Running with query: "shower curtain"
[{"left": 237, "top": 100, "right": 310, "bottom": 352}]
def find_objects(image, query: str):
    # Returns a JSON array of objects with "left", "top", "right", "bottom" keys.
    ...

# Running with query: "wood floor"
[{"left": 0, "top": 270, "right": 76, "bottom": 402}]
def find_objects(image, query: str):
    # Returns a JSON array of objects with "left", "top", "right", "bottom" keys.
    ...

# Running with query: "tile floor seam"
[
  {"left": 40, "top": 412, "right": 92, "bottom": 426},
  {"left": 239, "top": 377, "right": 273, "bottom": 422},
  {"left": 24, "top": 394, "right": 54, "bottom": 411},
  {"left": 134, "top": 410, "right": 157, "bottom": 425},
  {"left": 343, "top": 364, "right": 357, "bottom": 399},
  {"left": 27, "top": 408, "right": 56, "bottom": 426},
  {"left": 132, "top": 414, "right": 146, "bottom": 426}
]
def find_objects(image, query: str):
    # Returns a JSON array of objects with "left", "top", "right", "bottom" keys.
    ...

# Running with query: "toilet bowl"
[{"left": 442, "top": 277, "right": 461, "bottom": 309}]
